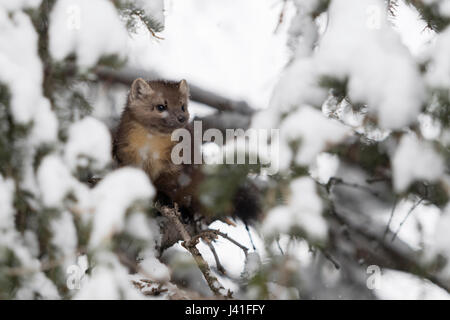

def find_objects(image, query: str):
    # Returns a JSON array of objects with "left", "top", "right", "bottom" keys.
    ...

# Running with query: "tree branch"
[
  {"left": 205, "top": 240, "right": 227, "bottom": 275},
  {"left": 206, "top": 229, "right": 249, "bottom": 256},
  {"left": 94, "top": 66, "right": 255, "bottom": 116},
  {"left": 328, "top": 206, "right": 450, "bottom": 293},
  {"left": 154, "top": 202, "right": 233, "bottom": 298}
]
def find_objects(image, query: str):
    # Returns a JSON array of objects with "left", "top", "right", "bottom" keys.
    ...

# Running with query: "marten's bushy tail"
[{"left": 232, "top": 180, "right": 262, "bottom": 223}]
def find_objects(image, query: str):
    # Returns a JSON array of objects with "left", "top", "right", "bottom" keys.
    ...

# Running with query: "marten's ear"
[
  {"left": 179, "top": 79, "right": 189, "bottom": 96},
  {"left": 130, "top": 78, "right": 153, "bottom": 101}
]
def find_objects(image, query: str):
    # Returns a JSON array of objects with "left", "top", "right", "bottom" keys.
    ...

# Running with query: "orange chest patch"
[{"left": 124, "top": 123, "right": 175, "bottom": 179}]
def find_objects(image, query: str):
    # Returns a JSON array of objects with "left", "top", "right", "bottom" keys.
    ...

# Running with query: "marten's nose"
[{"left": 177, "top": 115, "right": 186, "bottom": 123}]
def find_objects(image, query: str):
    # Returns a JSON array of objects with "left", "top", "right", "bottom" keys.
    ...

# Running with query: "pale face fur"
[{"left": 127, "top": 78, "right": 190, "bottom": 135}]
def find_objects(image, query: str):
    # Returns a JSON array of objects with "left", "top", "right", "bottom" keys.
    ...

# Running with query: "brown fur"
[
  {"left": 113, "top": 78, "right": 203, "bottom": 214},
  {"left": 113, "top": 78, "right": 261, "bottom": 223}
]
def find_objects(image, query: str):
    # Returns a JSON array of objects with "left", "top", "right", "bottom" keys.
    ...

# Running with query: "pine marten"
[{"left": 113, "top": 78, "right": 260, "bottom": 223}]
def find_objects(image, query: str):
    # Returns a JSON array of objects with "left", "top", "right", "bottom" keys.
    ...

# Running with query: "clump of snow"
[
  {"left": 49, "top": 0, "right": 128, "bottom": 68},
  {"left": 242, "top": 252, "right": 261, "bottom": 279},
  {"left": 138, "top": 249, "right": 170, "bottom": 282},
  {"left": 262, "top": 207, "right": 292, "bottom": 237},
  {"left": 0, "top": 4, "right": 58, "bottom": 151},
  {"left": 309, "top": 152, "right": 340, "bottom": 184},
  {"left": 0, "top": 6, "right": 59, "bottom": 217},
  {"left": 391, "top": 133, "right": 445, "bottom": 192},
  {"left": 0, "top": 175, "right": 15, "bottom": 230},
  {"left": 0, "top": 9, "right": 44, "bottom": 124},
  {"left": 316, "top": 0, "right": 425, "bottom": 129},
  {"left": 50, "top": 210, "right": 78, "bottom": 258},
  {"left": 75, "top": 265, "right": 120, "bottom": 299},
  {"left": 77, "top": 254, "right": 89, "bottom": 273},
  {"left": 89, "top": 168, "right": 155, "bottom": 247},
  {"left": 374, "top": 268, "right": 450, "bottom": 300},
  {"left": 0, "top": 227, "right": 60, "bottom": 299},
  {"left": 425, "top": 26, "right": 450, "bottom": 88},
  {"left": 262, "top": 177, "right": 327, "bottom": 241},
  {"left": 15, "top": 272, "right": 60, "bottom": 300},
  {"left": 74, "top": 252, "right": 144, "bottom": 299},
  {"left": 135, "top": 0, "right": 165, "bottom": 27},
  {"left": 125, "top": 212, "right": 159, "bottom": 242},
  {"left": 64, "top": 116, "right": 111, "bottom": 171},
  {"left": 391, "top": 1, "right": 435, "bottom": 56},
  {"left": 37, "top": 155, "right": 87, "bottom": 207},
  {"left": 287, "top": 0, "right": 321, "bottom": 58},
  {"left": 257, "top": 0, "right": 425, "bottom": 132},
  {"left": 279, "top": 105, "right": 350, "bottom": 168},
  {"left": 384, "top": 198, "right": 441, "bottom": 251},
  {"left": 264, "top": 58, "right": 327, "bottom": 119},
  {"left": 254, "top": 105, "right": 349, "bottom": 175},
  {"left": 0, "top": 5, "right": 58, "bottom": 148},
  {"left": 30, "top": 98, "right": 58, "bottom": 146},
  {"left": 23, "top": 230, "right": 39, "bottom": 258}
]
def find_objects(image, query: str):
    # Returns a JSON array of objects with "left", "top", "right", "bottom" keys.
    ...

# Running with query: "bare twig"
[
  {"left": 274, "top": 0, "right": 288, "bottom": 34},
  {"left": 205, "top": 240, "right": 226, "bottom": 275},
  {"left": 387, "top": 0, "right": 399, "bottom": 17},
  {"left": 94, "top": 66, "right": 255, "bottom": 115},
  {"left": 245, "top": 223, "right": 257, "bottom": 251},
  {"left": 155, "top": 202, "right": 233, "bottom": 298},
  {"left": 327, "top": 177, "right": 383, "bottom": 198},
  {"left": 391, "top": 198, "right": 424, "bottom": 242},
  {"left": 383, "top": 196, "right": 398, "bottom": 241},
  {"left": 132, "top": 280, "right": 168, "bottom": 296},
  {"left": 329, "top": 206, "right": 450, "bottom": 293},
  {"left": 276, "top": 237, "right": 285, "bottom": 255},
  {"left": 206, "top": 228, "right": 249, "bottom": 257},
  {"left": 319, "top": 248, "right": 341, "bottom": 270}
]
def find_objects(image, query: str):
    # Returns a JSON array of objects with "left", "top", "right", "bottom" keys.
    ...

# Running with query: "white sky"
[
  {"left": 127, "top": 0, "right": 437, "bottom": 109},
  {"left": 128, "top": 0, "right": 294, "bottom": 109}
]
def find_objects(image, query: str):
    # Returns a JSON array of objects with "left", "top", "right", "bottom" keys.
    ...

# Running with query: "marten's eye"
[
  {"left": 181, "top": 105, "right": 185, "bottom": 112},
  {"left": 156, "top": 105, "right": 166, "bottom": 112}
]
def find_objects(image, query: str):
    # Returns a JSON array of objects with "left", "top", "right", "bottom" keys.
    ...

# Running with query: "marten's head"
[{"left": 126, "top": 78, "right": 190, "bottom": 134}]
